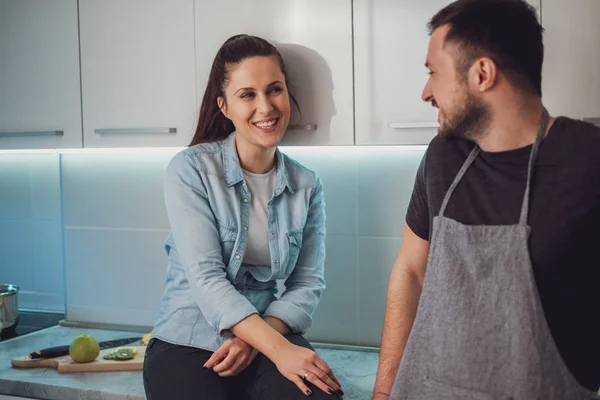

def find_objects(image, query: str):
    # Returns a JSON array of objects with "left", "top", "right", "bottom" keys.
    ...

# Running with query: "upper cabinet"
[
  {"left": 353, "top": 0, "right": 452, "bottom": 146},
  {"left": 354, "top": 0, "right": 541, "bottom": 146},
  {"left": 542, "top": 0, "right": 600, "bottom": 123},
  {"left": 0, "top": 0, "right": 82, "bottom": 150},
  {"left": 4, "top": 0, "right": 596, "bottom": 150},
  {"left": 194, "top": 0, "right": 354, "bottom": 146},
  {"left": 78, "top": 0, "right": 197, "bottom": 148}
]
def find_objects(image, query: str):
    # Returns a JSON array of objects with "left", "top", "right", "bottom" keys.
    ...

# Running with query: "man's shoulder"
[
  {"left": 547, "top": 116, "right": 600, "bottom": 164},
  {"left": 423, "top": 134, "right": 474, "bottom": 177},
  {"left": 551, "top": 116, "right": 600, "bottom": 144},
  {"left": 427, "top": 134, "right": 474, "bottom": 153}
]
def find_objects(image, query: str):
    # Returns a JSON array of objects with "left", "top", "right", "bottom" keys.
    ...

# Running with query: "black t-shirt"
[{"left": 406, "top": 117, "right": 600, "bottom": 391}]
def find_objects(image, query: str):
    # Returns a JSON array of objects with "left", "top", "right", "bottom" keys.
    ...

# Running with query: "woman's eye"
[{"left": 241, "top": 92, "right": 255, "bottom": 99}]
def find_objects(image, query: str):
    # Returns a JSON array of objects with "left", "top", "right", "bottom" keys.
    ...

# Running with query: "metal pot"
[{"left": 0, "top": 284, "right": 19, "bottom": 334}]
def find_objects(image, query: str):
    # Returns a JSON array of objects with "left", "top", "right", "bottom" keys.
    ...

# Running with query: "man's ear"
[{"left": 471, "top": 57, "right": 498, "bottom": 92}]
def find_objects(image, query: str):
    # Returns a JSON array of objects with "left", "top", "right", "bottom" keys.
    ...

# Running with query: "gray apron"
[{"left": 390, "top": 109, "right": 599, "bottom": 399}]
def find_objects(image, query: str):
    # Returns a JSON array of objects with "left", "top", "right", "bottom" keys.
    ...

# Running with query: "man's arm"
[{"left": 372, "top": 223, "right": 429, "bottom": 399}]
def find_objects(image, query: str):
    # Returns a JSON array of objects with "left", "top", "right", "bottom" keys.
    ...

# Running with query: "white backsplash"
[
  {"left": 0, "top": 154, "right": 64, "bottom": 312},
  {"left": 0, "top": 146, "right": 424, "bottom": 346}
]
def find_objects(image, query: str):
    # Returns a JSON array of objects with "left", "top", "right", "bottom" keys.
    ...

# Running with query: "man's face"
[{"left": 422, "top": 25, "right": 490, "bottom": 140}]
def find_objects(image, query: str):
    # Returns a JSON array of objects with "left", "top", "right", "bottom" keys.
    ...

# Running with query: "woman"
[{"left": 143, "top": 34, "right": 343, "bottom": 400}]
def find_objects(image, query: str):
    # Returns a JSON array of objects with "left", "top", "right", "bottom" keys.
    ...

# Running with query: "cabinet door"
[
  {"left": 354, "top": 0, "right": 541, "bottom": 146},
  {"left": 195, "top": 0, "right": 354, "bottom": 146},
  {"left": 542, "top": 0, "right": 600, "bottom": 124},
  {"left": 0, "top": 0, "right": 82, "bottom": 150},
  {"left": 79, "top": 0, "right": 197, "bottom": 148},
  {"left": 354, "top": 0, "right": 452, "bottom": 145}
]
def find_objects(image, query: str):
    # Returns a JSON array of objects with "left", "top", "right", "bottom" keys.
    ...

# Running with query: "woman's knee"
[{"left": 143, "top": 339, "right": 232, "bottom": 400}]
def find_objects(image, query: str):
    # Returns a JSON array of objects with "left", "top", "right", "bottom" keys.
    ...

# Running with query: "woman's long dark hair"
[{"left": 189, "top": 34, "right": 299, "bottom": 146}]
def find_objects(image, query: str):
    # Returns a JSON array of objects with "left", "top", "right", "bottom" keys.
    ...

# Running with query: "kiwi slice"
[
  {"left": 102, "top": 348, "right": 135, "bottom": 361},
  {"left": 115, "top": 349, "right": 135, "bottom": 360}
]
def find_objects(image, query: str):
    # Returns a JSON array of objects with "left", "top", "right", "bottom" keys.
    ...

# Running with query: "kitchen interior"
[{"left": 0, "top": 1, "right": 598, "bottom": 399}]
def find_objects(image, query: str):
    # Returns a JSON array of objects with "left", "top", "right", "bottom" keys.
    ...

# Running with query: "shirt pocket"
[
  {"left": 284, "top": 230, "right": 304, "bottom": 275},
  {"left": 217, "top": 222, "right": 237, "bottom": 265}
]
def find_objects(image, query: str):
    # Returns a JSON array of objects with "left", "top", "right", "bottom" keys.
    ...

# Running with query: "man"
[{"left": 373, "top": 0, "right": 600, "bottom": 399}]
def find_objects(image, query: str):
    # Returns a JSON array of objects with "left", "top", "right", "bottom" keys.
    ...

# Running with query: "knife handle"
[{"left": 29, "top": 345, "right": 70, "bottom": 359}]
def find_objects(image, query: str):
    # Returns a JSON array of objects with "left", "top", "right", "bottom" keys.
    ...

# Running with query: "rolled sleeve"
[
  {"left": 164, "top": 151, "right": 257, "bottom": 335},
  {"left": 263, "top": 177, "right": 326, "bottom": 334},
  {"left": 263, "top": 300, "right": 312, "bottom": 333}
]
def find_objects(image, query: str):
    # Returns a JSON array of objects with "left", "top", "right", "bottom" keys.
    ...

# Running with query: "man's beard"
[{"left": 438, "top": 92, "right": 491, "bottom": 141}]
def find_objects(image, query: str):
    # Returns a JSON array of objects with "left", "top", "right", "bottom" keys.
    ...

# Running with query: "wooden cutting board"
[{"left": 11, "top": 345, "right": 146, "bottom": 373}]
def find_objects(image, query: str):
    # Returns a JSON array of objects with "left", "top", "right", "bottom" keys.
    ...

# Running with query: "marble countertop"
[
  {"left": 0, "top": 326, "right": 378, "bottom": 400},
  {"left": 0, "top": 326, "right": 147, "bottom": 400}
]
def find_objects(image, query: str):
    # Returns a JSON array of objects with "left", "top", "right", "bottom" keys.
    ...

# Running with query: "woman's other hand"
[
  {"left": 272, "top": 343, "right": 343, "bottom": 396},
  {"left": 204, "top": 337, "right": 258, "bottom": 377}
]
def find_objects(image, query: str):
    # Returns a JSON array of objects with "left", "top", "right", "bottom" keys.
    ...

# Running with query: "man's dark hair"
[{"left": 428, "top": 0, "right": 544, "bottom": 96}]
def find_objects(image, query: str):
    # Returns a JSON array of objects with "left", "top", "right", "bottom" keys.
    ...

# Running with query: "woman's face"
[{"left": 218, "top": 56, "right": 291, "bottom": 152}]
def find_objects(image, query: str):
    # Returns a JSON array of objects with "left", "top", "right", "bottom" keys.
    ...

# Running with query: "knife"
[{"left": 28, "top": 336, "right": 143, "bottom": 360}]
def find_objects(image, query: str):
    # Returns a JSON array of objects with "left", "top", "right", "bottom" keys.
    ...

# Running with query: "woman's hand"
[
  {"left": 272, "top": 342, "right": 343, "bottom": 396},
  {"left": 204, "top": 337, "right": 258, "bottom": 377}
]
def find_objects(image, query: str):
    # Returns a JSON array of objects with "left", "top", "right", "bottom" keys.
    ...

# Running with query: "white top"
[{"left": 242, "top": 166, "right": 276, "bottom": 267}]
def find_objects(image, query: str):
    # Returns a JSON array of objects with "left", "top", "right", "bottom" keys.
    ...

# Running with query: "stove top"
[{"left": 0, "top": 311, "right": 64, "bottom": 342}]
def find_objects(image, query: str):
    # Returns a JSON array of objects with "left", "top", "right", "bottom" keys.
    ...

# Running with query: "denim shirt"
[{"left": 151, "top": 132, "right": 326, "bottom": 351}]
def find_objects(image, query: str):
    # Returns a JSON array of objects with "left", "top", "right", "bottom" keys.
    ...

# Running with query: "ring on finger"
[{"left": 302, "top": 371, "right": 311, "bottom": 380}]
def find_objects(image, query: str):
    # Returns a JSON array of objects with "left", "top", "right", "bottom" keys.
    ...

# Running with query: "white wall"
[
  {"left": 59, "top": 146, "right": 424, "bottom": 346},
  {"left": 0, "top": 146, "right": 424, "bottom": 345},
  {"left": 0, "top": 154, "right": 64, "bottom": 312}
]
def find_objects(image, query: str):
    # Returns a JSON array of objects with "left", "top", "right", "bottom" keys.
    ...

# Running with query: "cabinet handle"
[
  {"left": 94, "top": 127, "right": 177, "bottom": 135},
  {"left": 582, "top": 117, "right": 600, "bottom": 126},
  {"left": 288, "top": 124, "right": 317, "bottom": 131},
  {"left": 389, "top": 122, "right": 439, "bottom": 129},
  {"left": 0, "top": 130, "right": 64, "bottom": 138}
]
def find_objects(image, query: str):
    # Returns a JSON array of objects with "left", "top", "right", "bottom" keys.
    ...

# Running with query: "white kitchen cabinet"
[
  {"left": 194, "top": 0, "right": 354, "bottom": 146},
  {"left": 542, "top": 0, "right": 600, "bottom": 124},
  {"left": 354, "top": 0, "right": 541, "bottom": 146},
  {"left": 354, "top": 0, "right": 452, "bottom": 145},
  {"left": 79, "top": 0, "right": 197, "bottom": 148},
  {"left": 0, "top": 0, "right": 82, "bottom": 150}
]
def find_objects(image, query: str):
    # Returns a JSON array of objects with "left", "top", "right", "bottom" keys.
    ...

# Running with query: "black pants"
[{"left": 143, "top": 334, "right": 343, "bottom": 400}]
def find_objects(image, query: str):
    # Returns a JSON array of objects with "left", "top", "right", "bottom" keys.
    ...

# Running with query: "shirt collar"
[{"left": 221, "top": 132, "right": 294, "bottom": 195}]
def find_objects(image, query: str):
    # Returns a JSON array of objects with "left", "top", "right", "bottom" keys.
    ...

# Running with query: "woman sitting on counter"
[{"left": 143, "top": 34, "right": 343, "bottom": 400}]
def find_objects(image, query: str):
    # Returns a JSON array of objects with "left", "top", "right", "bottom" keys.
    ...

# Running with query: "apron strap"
[
  {"left": 519, "top": 108, "right": 550, "bottom": 225},
  {"left": 439, "top": 146, "right": 480, "bottom": 217}
]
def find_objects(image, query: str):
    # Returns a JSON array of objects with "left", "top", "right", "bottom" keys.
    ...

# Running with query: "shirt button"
[
  {"left": 243, "top": 198, "right": 248, "bottom": 203},
  {"left": 270, "top": 232, "right": 275, "bottom": 236},
  {"left": 243, "top": 226, "right": 248, "bottom": 231},
  {"left": 274, "top": 260, "right": 279, "bottom": 264},
  {"left": 235, "top": 255, "right": 241, "bottom": 260}
]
